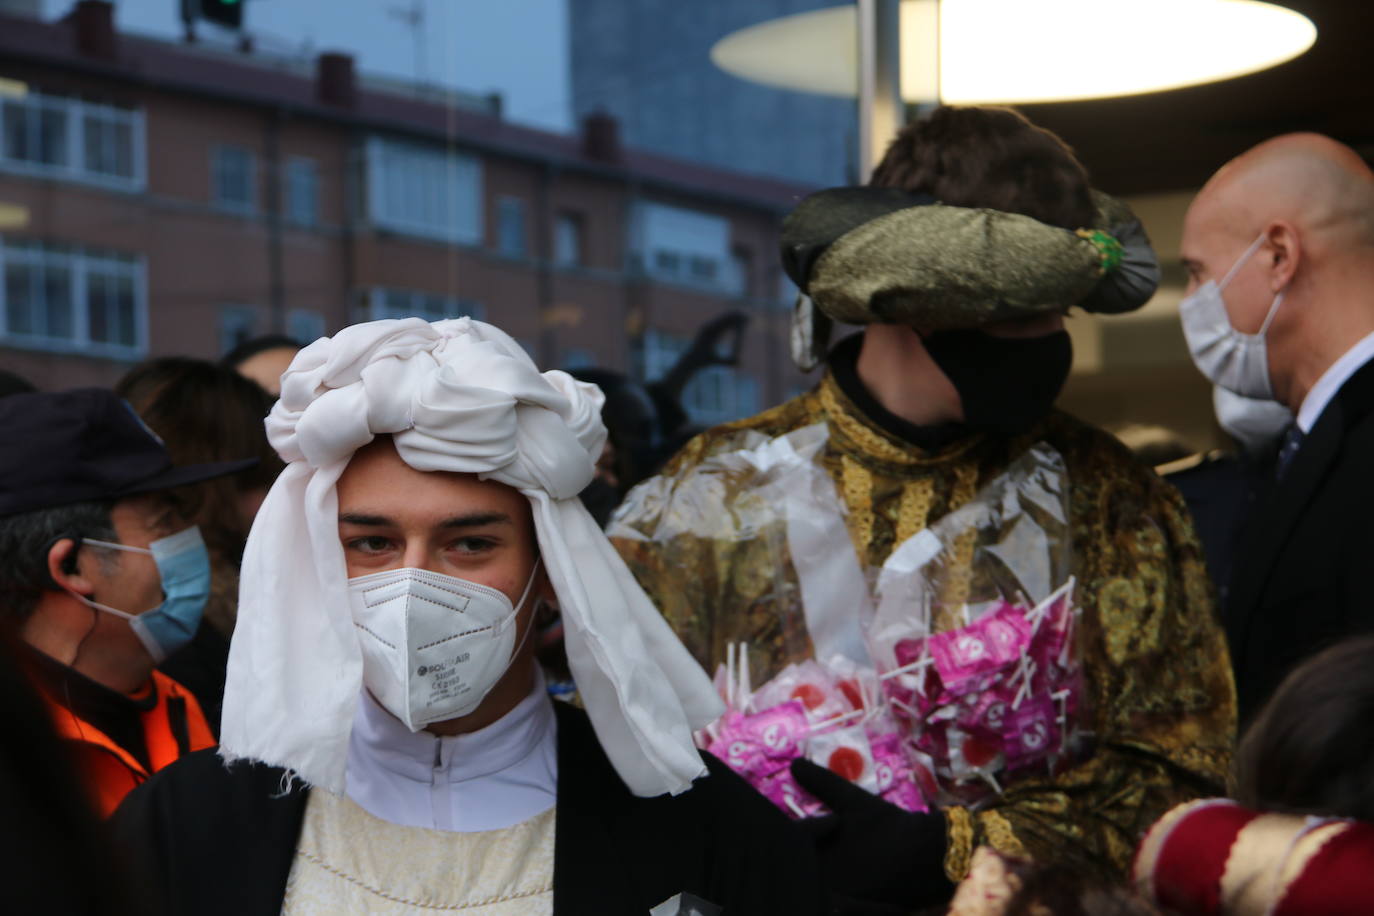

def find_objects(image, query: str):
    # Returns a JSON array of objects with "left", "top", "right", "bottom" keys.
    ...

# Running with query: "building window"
[
  {"left": 0, "top": 91, "right": 143, "bottom": 189},
  {"left": 287, "top": 308, "right": 325, "bottom": 343},
  {"left": 683, "top": 366, "right": 760, "bottom": 427},
  {"left": 777, "top": 271, "right": 800, "bottom": 311},
  {"left": 653, "top": 250, "right": 681, "bottom": 276},
  {"left": 368, "top": 287, "right": 484, "bottom": 323},
  {"left": 496, "top": 196, "right": 527, "bottom": 258},
  {"left": 642, "top": 328, "right": 759, "bottom": 426},
  {"left": 365, "top": 137, "right": 483, "bottom": 244},
  {"left": 285, "top": 157, "right": 318, "bottom": 226},
  {"left": 0, "top": 239, "right": 144, "bottom": 356},
  {"left": 218, "top": 304, "right": 259, "bottom": 355},
  {"left": 633, "top": 202, "right": 730, "bottom": 292},
  {"left": 561, "top": 347, "right": 595, "bottom": 370},
  {"left": 213, "top": 145, "right": 256, "bottom": 213},
  {"left": 688, "top": 255, "right": 718, "bottom": 283},
  {"left": 554, "top": 212, "right": 583, "bottom": 267},
  {"left": 219, "top": 306, "right": 323, "bottom": 354},
  {"left": 729, "top": 247, "right": 753, "bottom": 298}
]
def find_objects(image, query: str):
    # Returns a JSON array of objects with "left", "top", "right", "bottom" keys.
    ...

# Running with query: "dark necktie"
[{"left": 1275, "top": 424, "right": 1305, "bottom": 480}]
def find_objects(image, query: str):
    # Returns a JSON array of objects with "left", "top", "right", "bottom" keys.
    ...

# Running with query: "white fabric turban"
[{"left": 220, "top": 317, "right": 723, "bottom": 797}]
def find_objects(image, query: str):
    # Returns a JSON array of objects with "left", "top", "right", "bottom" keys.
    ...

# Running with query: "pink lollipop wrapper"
[
  {"left": 757, "top": 767, "right": 827, "bottom": 820},
  {"left": 983, "top": 603, "right": 1033, "bottom": 665},
  {"left": 1003, "top": 695, "right": 1062, "bottom": 772},
  {"left": 881, "top": 776, "right": 930, "bottom": 814},
  {"left": 707, "top": 701, "right": 810, "bottom": 780}
]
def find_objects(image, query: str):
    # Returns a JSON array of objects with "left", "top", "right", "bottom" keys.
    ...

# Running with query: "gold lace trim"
[
  {"left": 840, "top": 455, "right": 875, "bottom": 556},
  {"left": 896, "top": 478, "right": 935, "bottom": 544},
  {"left": 980, "top": 810, "right": 1029, "bottom": 860},
  {"left": 818, "top": 374, "right": 985, "bottom": 468},
  {"left": 945, "top": 807, "right": 978, "bottom": 881}
]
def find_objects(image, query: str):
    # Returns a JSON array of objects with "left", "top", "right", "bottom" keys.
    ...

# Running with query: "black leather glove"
[{"left": 791, "top": 757, "right": 954, "bottom": 915}]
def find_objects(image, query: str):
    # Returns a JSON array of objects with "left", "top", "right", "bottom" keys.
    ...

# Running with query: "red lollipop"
[{"left": 827, "top": 746, "right": 866, "bottom": 782}]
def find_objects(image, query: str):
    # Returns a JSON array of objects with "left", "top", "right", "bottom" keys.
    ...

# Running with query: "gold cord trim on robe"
[
  {"left": 818, "top": 373, "right": 985, "bottom": 468},
  {"left": 946, "top": 807, "right": 979, "bottom": 881},
  {"left": 896, "top": 478, "right": 935, "bottom": 545}
]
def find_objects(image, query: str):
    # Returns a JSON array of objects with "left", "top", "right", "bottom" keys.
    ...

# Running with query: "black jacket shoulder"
[{"left": 111, "top": 746, "right": 306, "bottom": 916}]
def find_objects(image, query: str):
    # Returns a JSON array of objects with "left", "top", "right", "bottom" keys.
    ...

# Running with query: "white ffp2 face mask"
[
  {"left": 1179, "top": 234, "right": 1287, "bottom": 399},
  {"left": 349, "top": 560, "right": 541, "bottom": 731}
]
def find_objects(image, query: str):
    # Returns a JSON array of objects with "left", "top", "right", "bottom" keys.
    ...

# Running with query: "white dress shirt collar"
[
  {"left": 1296, "top": 331, "right": 1374, "bottom": 432},
  {"left": 343, "top": 670, "right": 558, "bottom": 833}
]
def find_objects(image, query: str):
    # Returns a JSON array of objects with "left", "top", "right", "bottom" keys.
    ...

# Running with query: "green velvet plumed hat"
[{"left": 781, "top": 187, "right": 1161, "bottom": 370}]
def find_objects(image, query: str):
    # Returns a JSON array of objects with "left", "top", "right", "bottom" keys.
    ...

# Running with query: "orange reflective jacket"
[{"left": 45, "top": 669, "right": 215, "bottom": 817}]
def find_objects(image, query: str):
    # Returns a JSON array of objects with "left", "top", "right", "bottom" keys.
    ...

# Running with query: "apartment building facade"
[{"left": 0, "top": 2, "right": 815, "bottom": 426}]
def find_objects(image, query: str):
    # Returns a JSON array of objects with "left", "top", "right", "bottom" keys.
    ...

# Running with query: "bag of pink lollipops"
[
  {"left": 867, "top": 443, "right": 1090, "bottom": 808},
  {"left": 700, "top": 650, "right": 934, "bottom": 819}
]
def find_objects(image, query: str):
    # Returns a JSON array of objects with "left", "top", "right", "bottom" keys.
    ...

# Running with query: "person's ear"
[
  {"left": 47, "top": 537, "right": 94, "bottom": 597},
  {"left": 1264, "top": 220, "right": 1301, "bottom": 292}
]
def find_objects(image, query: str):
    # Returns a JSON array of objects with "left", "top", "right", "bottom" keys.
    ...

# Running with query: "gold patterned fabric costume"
[{"left": 612, "top": 343, "right": 1236, "bottom": 883}]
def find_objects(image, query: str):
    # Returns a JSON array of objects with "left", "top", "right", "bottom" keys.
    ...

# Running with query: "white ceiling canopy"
[{"left": 711, "top": 0, "right": 1317, "bottom": 105}]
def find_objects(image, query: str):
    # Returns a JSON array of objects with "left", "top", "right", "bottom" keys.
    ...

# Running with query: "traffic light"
[{"left": 199, "top": 0, "right": 243, "bottom": 29}]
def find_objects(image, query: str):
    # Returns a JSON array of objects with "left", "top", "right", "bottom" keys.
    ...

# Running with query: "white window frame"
[
  {"left": 364, "top": 136, "right": 483, "bottom": 245},
  {"left": 0, "top": 238, "right": 147, "bottom": 358},
  {"left": 631, "top": 201, "right": 731, "bottom": 294},
  {"left": 212, "top": 144, "right": 257, "bottom": 214},
  {"left": 367, "top": 287, "right": 484, "bottom": 323},
  {"left": 0, "top": 90, "right": 145, "bottom": 191}
]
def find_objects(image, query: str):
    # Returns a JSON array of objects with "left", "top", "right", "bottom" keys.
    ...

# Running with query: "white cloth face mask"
[
  {"left": 1179, "top": 234, "right": 1287, "bottom": 399},
  {"left": 349, "top": 559, "right": 541, "bottom": 732}
]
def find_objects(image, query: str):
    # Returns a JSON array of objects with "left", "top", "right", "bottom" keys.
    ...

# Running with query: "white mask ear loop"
[
  {"left": 504, "top": 557, "right": 543, "bottom": 665},
  {"left": 1219, "top": 233, "right": 1288, "bottom": 338},
  {"left": 1218, "top": 234, "right": 1268, "bottom": 291},
  {"left": 82, "top": 538, "right": 153, "bottom": 557},
  {"left": 63, "top": 538, "right": 147, "bottom": 619}
]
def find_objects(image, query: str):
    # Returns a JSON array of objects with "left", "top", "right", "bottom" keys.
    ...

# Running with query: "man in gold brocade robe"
[{"left": 612, "top": 107, "right": 1236, "bottom": 913}]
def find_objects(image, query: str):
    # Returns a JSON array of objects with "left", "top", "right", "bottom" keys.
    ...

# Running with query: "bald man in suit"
[{"left": 1180, "top": 133, "right": 1374, "bottom": 722}]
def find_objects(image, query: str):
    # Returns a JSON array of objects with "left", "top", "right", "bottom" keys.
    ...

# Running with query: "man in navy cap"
[{"left": 0, "top": 388, "right": 253, "bottom": 815}]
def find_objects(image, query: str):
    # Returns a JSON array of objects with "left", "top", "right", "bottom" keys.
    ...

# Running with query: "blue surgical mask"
[{"left": 75, "top": 526, "right": 211, "bottom": 663}]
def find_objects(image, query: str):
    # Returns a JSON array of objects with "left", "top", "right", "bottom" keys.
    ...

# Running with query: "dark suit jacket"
[
  {"left": 1225, "top": 356, "right": 1374, "bottom": 724},
  {"left": 111, "top": 701, "right": 827, "bottom": 916}
]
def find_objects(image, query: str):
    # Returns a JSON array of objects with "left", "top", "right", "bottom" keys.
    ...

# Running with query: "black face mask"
[{"left": 921, "top": 329, "right": 1073, "bottom": 436}]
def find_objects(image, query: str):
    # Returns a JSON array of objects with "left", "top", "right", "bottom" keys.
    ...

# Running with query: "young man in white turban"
[{"left": 112, "top": 317, "right": 825, "bottom": 915}]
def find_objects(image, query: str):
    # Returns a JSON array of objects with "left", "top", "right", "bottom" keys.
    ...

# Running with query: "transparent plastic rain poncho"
[
  {"left": 867, "top": 442, "right": 1089, "bottom": 808},
  {"left": 611, "top": 425, "right": 1090, "bottom": 816}
]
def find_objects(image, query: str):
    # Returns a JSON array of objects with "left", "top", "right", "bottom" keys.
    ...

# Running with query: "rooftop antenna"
[{"left": 388, "top": 0, "right": 427, "bottom": 92}]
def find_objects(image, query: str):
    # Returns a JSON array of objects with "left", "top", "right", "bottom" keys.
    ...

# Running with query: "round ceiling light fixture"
[{"left": 710, "top": 0, "right": 1317, "bottom": 105}]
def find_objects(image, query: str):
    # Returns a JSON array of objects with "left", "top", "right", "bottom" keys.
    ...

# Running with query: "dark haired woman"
[
  {"left": 116, "top": 357, "right": 284, "bottom": 730},
  {"left": 613, "top": 106, "right": 1235, "bottom": 912}
]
